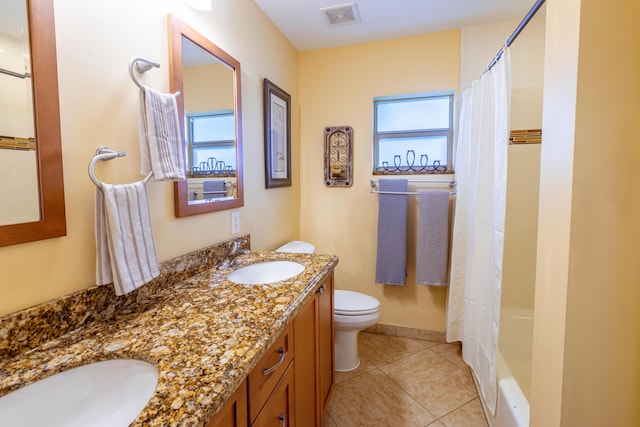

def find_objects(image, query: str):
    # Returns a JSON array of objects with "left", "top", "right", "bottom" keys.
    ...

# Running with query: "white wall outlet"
[{"left": 231, "top": 210, "right": 240, "bottom": 234}]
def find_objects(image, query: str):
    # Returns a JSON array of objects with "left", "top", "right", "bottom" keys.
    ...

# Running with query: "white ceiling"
[{"left": 253, "top": 0, "right": 537, "bottom": 51}]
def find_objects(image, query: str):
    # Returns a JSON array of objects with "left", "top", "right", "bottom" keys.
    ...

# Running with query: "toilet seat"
[{"left": 334, "top": 290, "right": 380, "bottom": 316}]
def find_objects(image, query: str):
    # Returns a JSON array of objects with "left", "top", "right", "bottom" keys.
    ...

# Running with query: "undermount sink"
[
  {"left": 0, "top": 359, "right": 158, "bottom": 427},
  {"left": 227, "top": 260, "right": 305, "bottom": 285}
]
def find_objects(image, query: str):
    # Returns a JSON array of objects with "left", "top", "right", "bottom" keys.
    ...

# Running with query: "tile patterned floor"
[{"left": 323, "top": 332, "right": 489, "bottom": 427}]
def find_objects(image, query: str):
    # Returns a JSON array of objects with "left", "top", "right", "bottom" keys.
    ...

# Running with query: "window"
[
  {"left": 373, "top": 92, "right": 454, "bottom": 174},
  {"left": 187, "top": 110, "right": 236, "bottom": 175}
]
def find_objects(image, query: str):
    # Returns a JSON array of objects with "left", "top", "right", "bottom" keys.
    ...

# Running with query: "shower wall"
[{"left": 460, "top": 11, "right": 545, "bottom": 310}]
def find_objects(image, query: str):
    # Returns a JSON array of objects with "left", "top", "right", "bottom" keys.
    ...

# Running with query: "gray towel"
[
  {"left": 375, "top": 179, "right": 408, "bottom": 285},
  {"left": 416, "top": 190, "right": 450, "bottom": 286},
  {"left": 95, "top": 181, "right": 160, "bottom": 296},
  {"left": 138, "top": 86, "right": 186, "bottom": 181},
  {"left": 203, "top": 180, "right": 227, "bottom": 198}
]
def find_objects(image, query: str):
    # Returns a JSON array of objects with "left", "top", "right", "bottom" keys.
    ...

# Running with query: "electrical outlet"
[{"left": 231, "top": 211, "right": 240, "bottom": 234}]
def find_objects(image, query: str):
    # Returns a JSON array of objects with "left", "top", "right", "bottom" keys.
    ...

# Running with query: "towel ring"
[
  {"left": 129, "top": 57, "right": 181, "bottom": 97},
  {"left": 89, "top": 146, "right": 152, "bottom": 188}
]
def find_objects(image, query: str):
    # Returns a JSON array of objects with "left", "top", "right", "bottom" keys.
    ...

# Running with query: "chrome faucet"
[{"left": 218, "top": 239, "right": 249, "bottom": 270}]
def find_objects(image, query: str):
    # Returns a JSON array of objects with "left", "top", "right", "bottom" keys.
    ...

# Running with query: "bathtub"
[{"left": 480, "top": 306, "right": 533, "bottom": 427}]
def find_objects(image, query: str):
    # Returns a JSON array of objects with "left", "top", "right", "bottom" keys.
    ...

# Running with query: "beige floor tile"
[
  {"left": 335, "top": 354, "right": 376, "bottom": 383},
  {"left": 427, "top": 421, "right": 446, "bottom": 427},
  {"left": 328, "top": 369, "right": 436, "bottom": 427},
  {"left": 429, "top": 343, "right": 468, "bottom": 370},
  {"left": 358, "top": 332, "right": 434, "bottom": 367},
  {"left": 439, "top": 398, "right": 488, "bottom": 427},
  {"left": 380, "top": 349, "right": 478, "bottom": 418}
]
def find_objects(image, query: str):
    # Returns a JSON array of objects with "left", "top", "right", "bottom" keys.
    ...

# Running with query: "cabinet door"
[
  {"left": 317, "top": 273, "right": 335, "bottom": 416},
  {"left": 206, "top": 380, "right": 248, "bottom": 427},
  {"left": 294, "top": 294, "right": 319, "bottom": 426},
  {"left": 251, "top": 363, "right": 295, "bottom": 427}
]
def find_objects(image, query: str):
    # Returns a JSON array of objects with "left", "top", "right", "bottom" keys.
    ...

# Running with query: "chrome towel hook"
[
  {"left": 128, "top": 57, "right": 180, "bottom": 97},
  {"left": 128, "top": 57, "right": 160, "bottom": 90}
]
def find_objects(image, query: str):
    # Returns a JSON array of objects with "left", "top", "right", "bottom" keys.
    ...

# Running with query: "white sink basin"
[
  {"left": 228, "top": 260, "right": 305, "bottom": 284},
  {"left": 0, "top": 359, "right": 158, "bottom": 427}
]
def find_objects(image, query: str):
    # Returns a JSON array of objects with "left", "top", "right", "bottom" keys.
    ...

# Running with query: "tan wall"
[
  {"left": 531, "top": 0, "right": 640, "bottom": 424},
  {"left": 0, "top": 0, "right": 300, "bottom": 316},
  {"left": 184, "top": 63, "right": 234, "bottom": 112},
  {"left": 299, "top": 31, "right": 460, "bottom": 331},
  {"left": 461, "top": 16, "right": 545, "bottom": 310}
]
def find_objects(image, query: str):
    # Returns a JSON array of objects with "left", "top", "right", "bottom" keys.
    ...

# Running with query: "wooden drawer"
[
  {"left": 248, "top": 323, "right": 294, "bottom": 423},
  {"left": 251, "top": 363, "right": 295, "bottom": 427}
]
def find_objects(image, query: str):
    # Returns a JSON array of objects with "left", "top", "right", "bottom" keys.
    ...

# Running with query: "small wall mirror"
[
  {"left": 0, "top": 0, "right": 66, "bottom": 246},
  {"left": 168, "top": 15, "right": 244, "bottom": 217}
]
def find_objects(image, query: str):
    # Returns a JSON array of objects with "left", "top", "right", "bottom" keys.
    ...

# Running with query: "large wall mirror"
[
  {"left": 0, "top": 0, "right": 66, "bottom": 247},
  {"left": 168, "top": 15, "right": 244, "bottom": 217}
]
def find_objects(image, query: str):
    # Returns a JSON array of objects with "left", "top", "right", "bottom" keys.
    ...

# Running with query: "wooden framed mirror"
[
  {"left": 168, "top": 15, "right": 244, "bottom": 217},
  {"left": 0, "top": 0, "right": 66, "bottom": 247}
]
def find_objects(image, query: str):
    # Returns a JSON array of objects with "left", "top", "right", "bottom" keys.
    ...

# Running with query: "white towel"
[
  {"left": 138, "top": 86, "right": 186, "bottom": 181},
  {"left": 416, "top": 190, "right": 450, "bottom": 286},
  {"left": 95, "top": 181, "right": 160, "bottom": 296}
]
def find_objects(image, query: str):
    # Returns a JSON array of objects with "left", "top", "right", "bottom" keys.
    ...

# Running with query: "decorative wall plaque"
[{"left": 324, "top": 126, "right": 353, "bottom": 187}]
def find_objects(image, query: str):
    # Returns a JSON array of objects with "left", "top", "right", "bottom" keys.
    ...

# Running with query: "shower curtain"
[{"left": 446, "top": 49, "right": 510, "bottom": 415}]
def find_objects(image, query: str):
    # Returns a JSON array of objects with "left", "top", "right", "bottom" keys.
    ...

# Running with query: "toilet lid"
[
  {"left": 275, "top": 241, "right": 316, "bottom": 254},
  {"left": 334, "top": 290, "right": 380, "bottom": 315}
]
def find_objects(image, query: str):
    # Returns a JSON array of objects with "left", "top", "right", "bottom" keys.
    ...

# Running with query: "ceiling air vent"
[{"left": 321, "top": 2, "right": 361, "bottom": 27}]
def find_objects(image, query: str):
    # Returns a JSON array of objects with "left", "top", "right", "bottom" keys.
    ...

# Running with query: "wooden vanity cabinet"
[
  {"left": 294, "top": 273, "right": 335, "bottom": 426},
  {"left": 206, "top": 272, "right": 334, "bottom": 427},
  {"left": 206, "top": 380, "right": 248, "bottom": 427}
]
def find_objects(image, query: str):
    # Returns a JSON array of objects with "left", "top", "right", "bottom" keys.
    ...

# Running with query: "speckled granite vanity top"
[{"left": 0, "top": 236, "right": 338, "bottom": 427}]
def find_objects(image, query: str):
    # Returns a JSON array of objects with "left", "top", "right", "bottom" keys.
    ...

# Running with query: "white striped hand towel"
[
  {"left": 139, "top": 86, "right": 186, "bottom": 181},
  {"left": 416, "top": 190, "right": 450, "bottom": 286},
  {"left": 95, "top": 181, "right": 160, "bottom": 296}
]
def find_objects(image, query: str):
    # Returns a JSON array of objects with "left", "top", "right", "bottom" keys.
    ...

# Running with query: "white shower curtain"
[{"left": 446, "top": 49, "right": 510, "bottom": 415}]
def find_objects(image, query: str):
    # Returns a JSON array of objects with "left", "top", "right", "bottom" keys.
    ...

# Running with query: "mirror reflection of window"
[
  {"left": 188, "top": 111, "right": 236, "bottom": 175},
  {"left": 170, "top": 15, "right": 244, "bottom": 216},
  {"left": 181, "top": 35, "right": 237, "bottom": 200}
]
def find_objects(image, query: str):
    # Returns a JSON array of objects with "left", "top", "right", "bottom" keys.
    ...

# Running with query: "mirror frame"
[
  {"left": 168, "top": 15, "right": 244, "bottom": 217},
  {"left": 1, "top": 0, "right": 66, "bottom": 247}
]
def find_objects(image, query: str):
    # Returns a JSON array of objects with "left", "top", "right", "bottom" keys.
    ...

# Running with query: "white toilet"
[
  {"left": 333, "top": 290, "right": 380, "bottom": 371},
  {"left": 275, "top": 241, "right": 381, "bottom": 372}
]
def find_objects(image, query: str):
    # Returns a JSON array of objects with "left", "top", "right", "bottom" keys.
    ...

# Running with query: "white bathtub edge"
[{"left": 480, "top": 347, "right": 530, "bottom": 427}]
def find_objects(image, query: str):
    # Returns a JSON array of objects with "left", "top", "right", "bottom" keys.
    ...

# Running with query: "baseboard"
[{"left": 364, "top": 323, "right": 447, "bottom": 343}]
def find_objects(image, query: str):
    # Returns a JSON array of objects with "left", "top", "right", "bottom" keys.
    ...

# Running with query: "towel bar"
[
  {"left": 370, "top": 179, "right": 456, "bottom": 195},
  {"left": 371, "top": 190, "right": 457, "bottom": 196}
]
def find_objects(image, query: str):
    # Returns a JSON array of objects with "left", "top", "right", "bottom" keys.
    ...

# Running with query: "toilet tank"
[{"left": 275, "top": 241, "right": 316, "bottom": 254}]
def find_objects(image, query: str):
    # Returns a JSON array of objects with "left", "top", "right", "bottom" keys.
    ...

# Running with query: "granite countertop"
[{"left": 0, "top": 250, "right": 338, "bottom": 427}]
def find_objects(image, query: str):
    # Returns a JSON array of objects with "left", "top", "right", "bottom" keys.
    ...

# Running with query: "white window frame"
[{"left": 373, "top": 91, "right": 455, "bottom": 174}]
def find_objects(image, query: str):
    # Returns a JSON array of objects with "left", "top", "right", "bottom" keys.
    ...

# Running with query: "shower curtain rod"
[{"left": 484, "top": 0, "right": 546, "bottom": 73}]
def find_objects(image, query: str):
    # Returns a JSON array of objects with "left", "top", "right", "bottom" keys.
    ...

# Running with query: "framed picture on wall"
[{"left": 263, "top": 78, "right": 291, "bottom": 188}]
